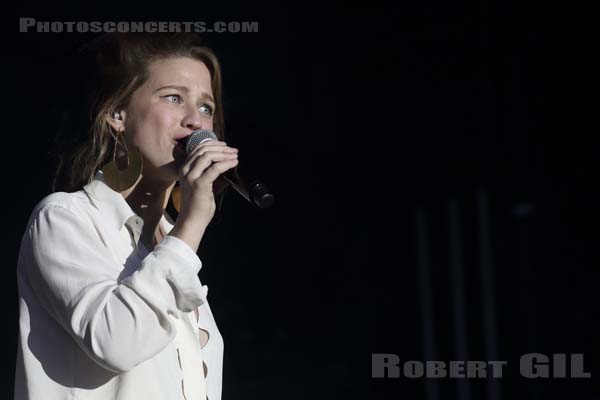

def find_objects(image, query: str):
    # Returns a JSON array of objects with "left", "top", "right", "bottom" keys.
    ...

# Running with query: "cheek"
[
  {"left": 204, "top": 117, "right": 214, "bottom": 131},
  {"left": 130, "top": 105, "right": 179, "bottom": 141},
  {"left": 144, "top": 104, "right": 180, "bottom": 128}
]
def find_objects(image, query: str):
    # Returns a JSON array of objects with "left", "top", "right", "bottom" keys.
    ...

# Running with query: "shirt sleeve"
[{"left": 19, "top": 201, "right": 206, "bottom": 373}]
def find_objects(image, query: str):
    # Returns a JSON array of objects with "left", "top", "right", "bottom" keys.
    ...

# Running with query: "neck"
[{"left": 120, "top": 175, "right": 176, "bottom": 246}]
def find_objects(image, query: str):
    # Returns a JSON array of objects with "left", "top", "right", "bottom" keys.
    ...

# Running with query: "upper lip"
[{"left": 173, "top": 133, "right": 192, "bottom": 145}]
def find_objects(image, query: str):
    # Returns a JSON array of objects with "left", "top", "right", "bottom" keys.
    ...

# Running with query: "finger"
[
  {"left": 200, "top": 158, "right": 240, "bottom": 184},
  {"left": 185, "top": 151, "right": 238, "bottom": 181},
  {"left": 189, "top": 140, "right": 227, "bottom": 155},
  {"left": 179, "top": 145, "right": 235, "bottom": 176},
  {"left": 190, "top": 144, "right": 238, "bottom": 160},
  {"left": 179, "top": 141, "right": 238, "bottom": 179}
]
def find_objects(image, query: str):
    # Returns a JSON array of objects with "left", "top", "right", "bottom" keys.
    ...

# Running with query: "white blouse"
[{"left": 14, "top": 171, "right": 224, "bottom": 400}]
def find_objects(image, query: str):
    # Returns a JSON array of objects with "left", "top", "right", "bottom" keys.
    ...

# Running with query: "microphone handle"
[
  {"left": 220, "top": 175, "right": 252, "bottom": 204},
  {"left": 220, "top": 175, "right": 275, "bottom": 209}
]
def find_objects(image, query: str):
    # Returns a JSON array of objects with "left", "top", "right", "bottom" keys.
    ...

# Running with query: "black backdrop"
[{"left": 2, "top": 1, "right": 598, "bottom": 399}]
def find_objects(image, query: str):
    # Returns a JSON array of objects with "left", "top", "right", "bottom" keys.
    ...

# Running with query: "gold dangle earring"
[{"left": 103, "top": 130, "right": 143, "bottom": 192}]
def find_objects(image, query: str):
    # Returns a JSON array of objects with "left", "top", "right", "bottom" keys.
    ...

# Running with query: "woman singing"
[{"left": 14, "top": 33, "right": 237, "bottom": 400}]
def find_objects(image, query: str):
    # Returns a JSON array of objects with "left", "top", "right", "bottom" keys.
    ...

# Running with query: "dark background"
[{"left": 2, "top": 1, "right": 598, "bottom": 399}]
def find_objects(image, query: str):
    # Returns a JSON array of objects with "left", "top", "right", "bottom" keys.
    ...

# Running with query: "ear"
[{"left": 106, "top": 110, "right": 127, "bottom": 132}]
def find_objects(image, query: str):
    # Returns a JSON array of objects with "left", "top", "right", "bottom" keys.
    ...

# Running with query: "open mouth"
[{"left": 174, "top": 139, "right": 187, "bottom": 153}]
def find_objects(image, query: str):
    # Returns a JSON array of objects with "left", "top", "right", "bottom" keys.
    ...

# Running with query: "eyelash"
[{"left": 164, "top": 94, "right": 214, "bottom": 116}]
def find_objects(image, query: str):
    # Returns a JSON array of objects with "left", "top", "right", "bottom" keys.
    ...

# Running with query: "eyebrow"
[{"left": 154, "top": 85, "right": 215, "bottom": 103}]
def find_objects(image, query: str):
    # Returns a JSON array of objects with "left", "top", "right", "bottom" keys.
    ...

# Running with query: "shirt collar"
[{"left": 82, "top": 170, "right": 175, "bottom": 235}]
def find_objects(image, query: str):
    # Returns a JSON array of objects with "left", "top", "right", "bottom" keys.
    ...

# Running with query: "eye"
[
  {"left": 164, "top": 94, "right": 183, "bottom": 104},
  {"left": 200, "top": 104, "right": 214, "bottom": 116}
]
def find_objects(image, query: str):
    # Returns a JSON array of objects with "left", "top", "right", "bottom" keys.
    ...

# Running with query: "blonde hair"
[{"left": 53, "top": 33, "right": 227, "bottom": 192}]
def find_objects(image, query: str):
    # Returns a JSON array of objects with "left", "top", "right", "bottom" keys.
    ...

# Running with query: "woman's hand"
[{"left": 170, "top": 140, "right": 238, "bottom": 252}]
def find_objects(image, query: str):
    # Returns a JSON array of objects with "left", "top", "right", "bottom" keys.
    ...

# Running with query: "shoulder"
[
  {"left": 18, "top": 190, "right": 100, "bottom": 260},
  {"left": 35, "top": 190, "right": 90, "bottom": 213},
  {"left": 27, "top": 190, "right": 95, "bottom": 228}
]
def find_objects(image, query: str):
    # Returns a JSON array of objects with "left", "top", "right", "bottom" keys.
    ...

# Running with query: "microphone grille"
[{"left": 186, "top": 129, "right": 218, "bottom": 154}]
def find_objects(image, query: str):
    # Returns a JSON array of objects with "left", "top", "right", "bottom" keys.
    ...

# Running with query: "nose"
[{"left": 181, "top": 104, "right": 203, "bottom": 131}]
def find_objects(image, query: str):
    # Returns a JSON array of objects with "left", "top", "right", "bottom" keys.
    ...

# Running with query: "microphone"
[{"left": 184, "top": 129, "right": 275, "bottom": 209}]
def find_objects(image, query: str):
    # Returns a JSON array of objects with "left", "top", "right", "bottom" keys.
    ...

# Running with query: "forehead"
[{"left": 145, "top": 57, "right": 212, "bottom": 93}]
